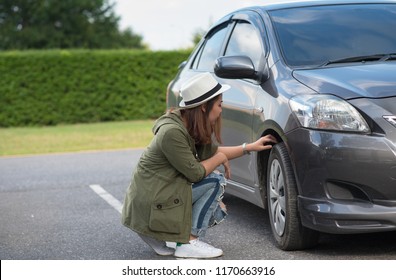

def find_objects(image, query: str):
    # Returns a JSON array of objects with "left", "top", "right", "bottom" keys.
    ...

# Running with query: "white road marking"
[{"left": 89, "top": 184, "right": 123, "bottom": 214}]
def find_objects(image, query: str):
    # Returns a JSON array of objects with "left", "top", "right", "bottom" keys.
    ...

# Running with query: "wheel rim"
[{"left": 269, "top": 159, "right": 286, "bottom": 236}]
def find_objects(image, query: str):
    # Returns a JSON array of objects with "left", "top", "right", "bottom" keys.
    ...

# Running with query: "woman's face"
[{"left": 207, "top": 95, "right": 223, "bottom": 125}]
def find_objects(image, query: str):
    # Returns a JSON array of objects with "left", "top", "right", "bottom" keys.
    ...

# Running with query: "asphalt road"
[{"left": 1, "top": 149, "right": 395, "bottom": 260}]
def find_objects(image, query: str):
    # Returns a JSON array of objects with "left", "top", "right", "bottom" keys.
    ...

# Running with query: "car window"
[
  {"left": 225, "top": 21, "right": 262, "bottom": 69},
  {"left": 269, "top": 4, "right": 396, "bottom": 68},
  {"left": 194, "top": 25, "right": 228, "bottom": 71}
]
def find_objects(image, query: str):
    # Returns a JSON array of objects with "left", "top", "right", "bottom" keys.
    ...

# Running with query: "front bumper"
[
  {"left": 287, "top": 128, "right": 396, "bottom": 233},
  {"left": 299, "top": 196, "right": 396, "bottom": 234}
]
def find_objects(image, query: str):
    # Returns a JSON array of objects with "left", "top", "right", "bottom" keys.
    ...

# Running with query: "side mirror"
[
  {"left": 178, "top": 61, "right": 187, "bottom": 70},
  {"left": 214, "top": 56, "right": 258, "bottom": 79}
]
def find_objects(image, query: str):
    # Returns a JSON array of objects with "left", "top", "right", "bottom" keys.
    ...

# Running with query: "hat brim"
[{"left": 179, "top": 84, "right": 230, "bottom": 109}]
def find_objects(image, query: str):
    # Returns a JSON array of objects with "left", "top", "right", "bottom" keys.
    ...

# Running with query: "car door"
[{"left": 219, "top": 16, "right": 267, "bottom": 187}]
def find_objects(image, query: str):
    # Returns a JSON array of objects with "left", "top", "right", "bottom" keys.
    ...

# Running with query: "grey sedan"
[{"left": 166, "top": 0, "right": 396, "bottom": 250}]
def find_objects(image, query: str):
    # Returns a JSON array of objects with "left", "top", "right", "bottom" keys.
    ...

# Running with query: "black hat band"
[{"left": 184, "top": 83, "right": 222, "bottom": 106}]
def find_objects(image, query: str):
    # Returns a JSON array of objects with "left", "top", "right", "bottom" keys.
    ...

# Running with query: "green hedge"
[{"left": 0, "top": 49, "right": 190, "bottom": 127}]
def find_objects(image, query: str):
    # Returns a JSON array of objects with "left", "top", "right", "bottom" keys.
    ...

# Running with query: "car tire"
[{"left": 267, "top": 142, "right": 319, "bottom": 250}]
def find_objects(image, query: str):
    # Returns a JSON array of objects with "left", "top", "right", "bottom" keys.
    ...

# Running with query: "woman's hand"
[
  {"left": 201, "top": 151, "right": 231, "bottom": 179},
  {"left": 217, "top": 134, "right": 278, "bottom": 161},
  {"left": 248, "top": 134, "right": 278, "bottom": 152},
  {"left": 222, "top": 157, "right": 231, "bottom": 179}
]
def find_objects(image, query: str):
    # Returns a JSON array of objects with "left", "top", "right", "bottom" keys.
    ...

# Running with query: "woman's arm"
[
  {"left": 218, "top": 134, "right": 277, "bottom": 160},
  {"left": 200, "top": 152, "right": 230, "bottom": 179},
  {"left": 200, "top": 135, "right": 277, "bottom": 179}
]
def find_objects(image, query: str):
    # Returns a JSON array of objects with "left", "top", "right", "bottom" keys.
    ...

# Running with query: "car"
[{"left": 166, "top": 0, "right": 396, "bottom": 250}]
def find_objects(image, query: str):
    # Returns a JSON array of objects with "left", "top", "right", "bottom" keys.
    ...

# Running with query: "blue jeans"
[{"left": 191, "top": 172, "right": 228, "bottom": 237}]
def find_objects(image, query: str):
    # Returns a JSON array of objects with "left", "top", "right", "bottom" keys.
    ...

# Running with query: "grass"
[{"left": 0, "top": 120, "right": 155, "bottom": 156}]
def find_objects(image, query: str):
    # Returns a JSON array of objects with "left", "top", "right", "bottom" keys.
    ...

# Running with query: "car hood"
[{"left": 293, "top": 62, "right": 396, "bottom": 99}]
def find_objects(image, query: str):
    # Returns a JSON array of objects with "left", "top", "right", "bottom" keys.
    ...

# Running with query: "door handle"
[{"left": 255, "top": 107, "right": 264, "bottom": 113}]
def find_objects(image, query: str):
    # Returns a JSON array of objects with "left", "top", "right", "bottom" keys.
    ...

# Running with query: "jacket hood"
[
  {"left": 293, "top": 62, "right": 396, "bottom": 99},
  {"left": 152, "top": 110, "right": 184, "bottom": 135}
]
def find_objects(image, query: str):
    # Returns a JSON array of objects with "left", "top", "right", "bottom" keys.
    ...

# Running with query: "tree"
[{"left": 0, "top": 0, "right": 145, "bottom": 50}]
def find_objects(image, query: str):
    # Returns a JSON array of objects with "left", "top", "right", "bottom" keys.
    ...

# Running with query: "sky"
[{"left": 113, "top": 0, "right": 293, "bottom": 50}]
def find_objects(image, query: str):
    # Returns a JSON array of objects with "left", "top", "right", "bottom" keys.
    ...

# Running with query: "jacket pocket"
[{"left": 149, "top": 195, "right": 185, "bottom": 234}]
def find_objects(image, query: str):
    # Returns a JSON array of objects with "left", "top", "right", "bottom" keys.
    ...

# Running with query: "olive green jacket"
[{"left": 121, "top": 110, "right": 217, "bottom": 243}]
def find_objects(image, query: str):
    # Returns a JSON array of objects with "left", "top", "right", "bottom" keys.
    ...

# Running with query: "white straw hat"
[{"left": 179, "top": 72, "right": 230, "bottom": 108}]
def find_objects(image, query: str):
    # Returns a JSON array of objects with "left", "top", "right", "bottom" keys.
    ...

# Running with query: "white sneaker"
[
  {"left": 137, "top": 233, "right": 175, "bottom": 256},
  {"left": 174, "top": 239, "right": 223, "bottom": 258}
]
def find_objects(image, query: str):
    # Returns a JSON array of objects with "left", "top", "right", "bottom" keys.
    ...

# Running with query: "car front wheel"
[{"left": 267, "top": 142, "right": 319, "bottom": 250}]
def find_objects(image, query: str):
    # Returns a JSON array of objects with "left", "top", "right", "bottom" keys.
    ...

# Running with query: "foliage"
[
  {"left": 192, "top": 28, "right": 205, "bottom": 46},
  {"left": 0, "top": 49, "right": 190, "bottom": 127},
  {"left": 0, "top": 0, "right": 144, "bottom": 49}
]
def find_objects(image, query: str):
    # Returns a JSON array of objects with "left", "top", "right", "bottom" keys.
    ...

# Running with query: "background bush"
[{"left": 0, "top": 49, "right": 190, "bottom": 127}]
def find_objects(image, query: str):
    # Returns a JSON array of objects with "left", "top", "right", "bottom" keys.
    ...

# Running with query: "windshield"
[{"left": 269, "top": 4, "right": 396, "bottom": 68}]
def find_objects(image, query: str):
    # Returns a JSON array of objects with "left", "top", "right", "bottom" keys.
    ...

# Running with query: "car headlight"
[{"left": 289, "top": 95, "right": 370, "bottom": 133}]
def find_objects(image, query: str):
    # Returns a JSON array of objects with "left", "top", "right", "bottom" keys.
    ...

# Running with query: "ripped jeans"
[{"left": 191, "top": 172, "right": 228, "bottom": 238}]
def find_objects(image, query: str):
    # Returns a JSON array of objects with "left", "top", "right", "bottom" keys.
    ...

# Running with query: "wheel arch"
[{"left": 256, "top": 120, "right": 285, "bottom": 209}]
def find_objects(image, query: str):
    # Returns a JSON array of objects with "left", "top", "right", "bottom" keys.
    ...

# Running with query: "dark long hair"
[{"left": 180, "top": 95, "right": 222, "bottom": 145}]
